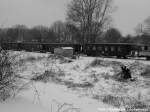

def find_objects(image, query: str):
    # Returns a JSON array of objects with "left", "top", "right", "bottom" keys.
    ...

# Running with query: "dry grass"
[
  {"left": 18, "top": 55, "right": 45, "bottom": 63},
  {"left": 31, "top": 70, "right": 59, "bottom": 83},
  {"left": 10, "top": 52, "right": 150, "bottom": 111},
  {"left": 89, "top": 58, "right": 122, "bottom": 67},
  {"left": 0, "top": 50, "right": 22, "bottom": 101},
  {"left": 102, "top": 95, "right": 124, "bottom": 107},
  {"left": 141, "top": 66, "right": 150, "bottom": 78},
  {"left": 124, "top": 100, "right": 150, "bottom": 112},
  {"left": 66, "top": 81, "right": 94, "bottom": 88},
  {"left": 48, "top": 54, "right": 73, "bottom": 64},
  {"left": 51, "top": 99, "right": 80, "bottom": 112},
  {"left": 101, "top": 94, "right": 150, "bottom": 112},
  {"left": 31, "top": 69, "right": 94, "bottom": 89}
]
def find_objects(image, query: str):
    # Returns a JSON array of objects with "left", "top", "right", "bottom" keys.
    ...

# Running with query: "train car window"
[
  {"left": 148, "top": 47, "right": 150, "bottom": 51},
  {"left": 144, "top": 46, "right": 148, "bottom": 51},
  {"left": 141, "top": 46, "right": 145, "bottom": 51},
  {"left": 111, "top": 46, "right": 115, "bottom": 51},
  {"left": 118, "top": 47, "right": 121, "bottom": 51},
  {"left": 105, "top": 46, "right": 108, "bottom": 51},
  {"left": 40, "top": 45, "right": 42, "bottom": 49},
  {"left": 38, "top": 45, "right": 40, "bottom": 49},
  {"left": 87, "top": 46, "right": 90, "bottom": 50},
  {"left": 98, "top": 46, "right": 102, "bottom": 51},
  {"left": 93, "top": 46, "right": 96, "bottom": 50}
]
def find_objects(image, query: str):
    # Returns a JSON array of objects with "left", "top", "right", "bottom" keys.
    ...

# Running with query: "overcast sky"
[{"left": 0, "top": 0, "right": 150, "bottom": 36}]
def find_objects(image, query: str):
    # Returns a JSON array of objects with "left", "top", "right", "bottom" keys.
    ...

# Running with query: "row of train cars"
[{"left": 0, "top": 42, "right": 150, "bottom": 60}]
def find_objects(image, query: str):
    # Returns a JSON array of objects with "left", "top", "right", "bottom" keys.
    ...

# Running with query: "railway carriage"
[
  {"left": 0, "top": 42, "right": 82, "bottom": 54},
  {"left": 41, "top": 43, "right": 82, "bottom": 53},
  {"left": 1, "top": 42, "right": 19, "bottom": 50},
  {"left": 1, "top": 42, "right": 150, "bottom": 60},
  {"left": 137, "top": 44, "right": 150, "bottom": 60},
  {"left": 84, "top": 43, "right": 133, "bottom": 58},
  {"left": 21, "top": 43, "right": 43, "bottom": 52}
]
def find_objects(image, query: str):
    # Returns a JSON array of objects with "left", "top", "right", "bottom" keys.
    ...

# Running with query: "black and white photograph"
[{"left": 0, "top": 0, "right": 150, "bottom": 112}]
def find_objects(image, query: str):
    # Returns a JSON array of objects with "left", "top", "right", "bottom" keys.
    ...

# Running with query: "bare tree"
[
  {"left": 104, "top": 28, "right": 122, "bottom": 43},
  {"left": 67, "top": 0, "right": 114, "bottom": 44},
  {"left": 13, "top": 25, "right": 27, "bottom": 42},
  {"left": 51, "top": 21, "right": 73, "bottom": 43},
  {"left": 32, "top": 25, "right": 49, "bottom": 42},
  {"left": 51, "top": 21, "right": 66, "bottom": 42}
]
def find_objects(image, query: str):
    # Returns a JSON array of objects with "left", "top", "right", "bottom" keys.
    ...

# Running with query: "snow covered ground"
[{"left": 0, "top": 51, "right": 150, "bottom": 112}]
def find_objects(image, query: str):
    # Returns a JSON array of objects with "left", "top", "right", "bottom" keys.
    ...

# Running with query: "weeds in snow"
[
  {"left": 19, "top": 55, "right": 45, "bottom": 63},
  {"left": 31, "top": 70, "right": 58, "bottom": 83},
  {"left": 0, "top": 50, "right": 22, "bottom": 101},
  {"left": 89, "top": 58, "right": 122, "bottom": 67},
  {"left": 124, "top": 100, "right": 150, "bottom": 112},
  {"left": 51, "top": 99, "right": 80, "bottom": 112},
  {"left": 102, "top": 95, "right": 124, "bottom": 107},
  {"left": 102, "top": 94, "right": 150, "bottom": 111},
  {"left": 31, "top": 69, "right": 94, "bottom": 89},
  {"left": 89, "top": 71, "right": 99, "bottom": 83},
  {"left": 141, "top": 66, "right": 150, "bottom": 78},
  {"left": 48, "top": 54, "right": 73, "bottom": 64},
  {"left": 66, "top": 81, "right": 94, "bottom": 88},
  {"left": 72, "top": 65, "right": 80, "bottom": 71},
  {"left": 90, "top": 59, "right": 104, "bottom": 67}
]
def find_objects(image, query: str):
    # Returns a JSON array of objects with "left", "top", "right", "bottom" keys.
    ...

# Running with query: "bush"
[
  {"left": 102, "top": 95, "right": 123, "bottom": 107},
  {"left": 31, "top": 70, "right": 56, "bottom": 83},
  {"left": 31, "top": 69, "right": 65, "bottom": 83},
  {"left": 89, "top": 58, "right": 122, "bottom": 67},
  {"left": 90, "top": 59, "right": 104, "bottom": 67},
  {"left": 141, "top": 66, "right": 150, "bottom": 78},
  {"left": 102, "top": 94, "right": 150, "bottom": 112},
  {"left": 125, "top": 101, "right": 150, "bottom": 112},
  {"left": 0, "top": 50, "right": 20, "bottom": 101}
]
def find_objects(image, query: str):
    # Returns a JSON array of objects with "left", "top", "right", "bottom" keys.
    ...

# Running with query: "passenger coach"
[
  {"left": 1, "top": 42, "right": 150, "bottom": 60},
  {"left": 84, "top": 43, "right": 133, "bottom": 58}
]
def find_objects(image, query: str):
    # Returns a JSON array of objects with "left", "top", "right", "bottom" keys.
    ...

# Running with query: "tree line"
[{"left": 0, "top": 0, "right": 150, "bottom": 44}]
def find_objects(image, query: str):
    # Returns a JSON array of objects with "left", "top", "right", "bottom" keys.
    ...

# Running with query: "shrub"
[
  {"left": 0, "top": 50, "right": 20, "bottom": 101},
  {"left": 102, "top": 95, "right": 123, "bottom": 107},
  {"left": 125, "top": 100, "right": 149, "bottom": 112},
  {"left": 90, "top": 58, "right": 122, "bottom": 67},
  {"left": 141, "top": 66, "right": 150, "bottom": 78},
  {"left": 102, "top": 94, "right": 150, "bottom": 112},
  {"left": 90, "top": 59, "right": 104, "bottom": 67},
  {"left": 31, "top": 69, "right": 65, "bottom": 83},
  {"left": 31, "top": 70, "right": 56, "bottom": 83}
]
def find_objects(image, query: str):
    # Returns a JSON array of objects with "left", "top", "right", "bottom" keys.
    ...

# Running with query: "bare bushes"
[
  {"left": 51, "top": 99, "right": 80, "bottom": 112},
  {"left": 102, "top": 95, "right": 135, "bottom": 108},
  {"left": 125, "top": 101, "right": 149, "bottom": 112},
  {"left": 48, "top": 54, "right": 73, "bottom": 64},
  {"left": 0, "top": 50, "right": 20, "bottom": 101},
  {"left": 89, "top": 58, "right": 122, "bottom": 68},
  {"left": 31, "top": 70, "right": 54, "bottom": 82},
  {"left": 89, "top": 59, "right": 104, "bottom": 67},
  {"left": 18, "top": 55, "right": 45, "bottom": 64},
  {"left": 66, "top": 81, "right": 94, "bottom": 88},
  {"left": 102, "top": 94, "right": 149, "bottom": 111},
  {"left": 102, "top": 95, "right": 124, "bottom": 107},
  {"left": 31, "top": 69, "right": 65, "bottom": 83},
  {"left": 129, "top": 61, "right": 145, "bottom": 72},
  {"left": 141, "top": 66, "right": 150, "bottom": 78},
  {"left": 128, "top": 61, "right": 150, "bottom": 78},
  {"left": 31, "top": 69, "right": 94, "bottom": 89}
]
